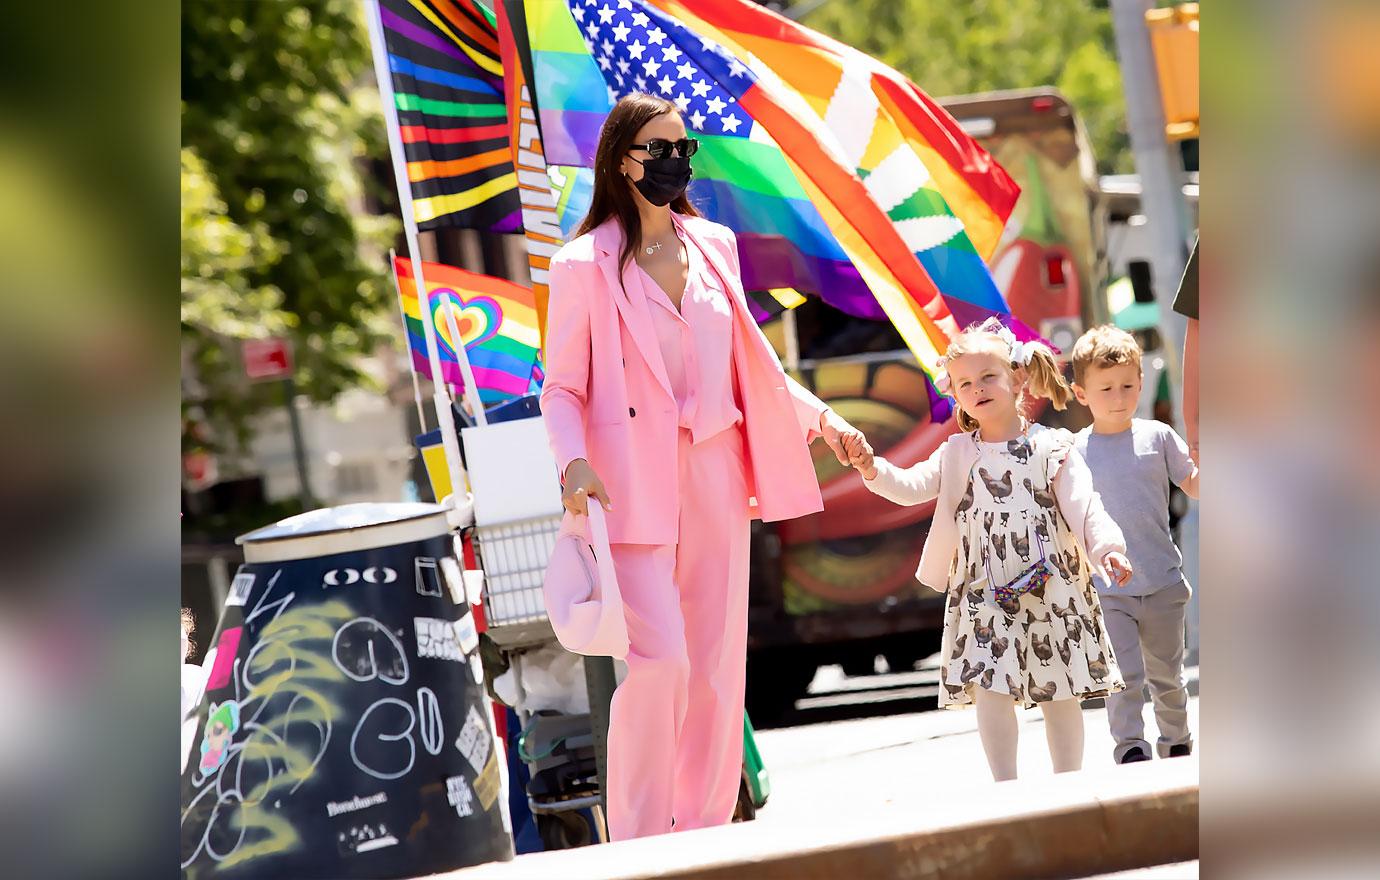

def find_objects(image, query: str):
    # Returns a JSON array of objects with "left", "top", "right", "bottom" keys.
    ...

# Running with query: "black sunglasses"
[{"left": 628, "top": 137, "right": 699, "bottom": 159}]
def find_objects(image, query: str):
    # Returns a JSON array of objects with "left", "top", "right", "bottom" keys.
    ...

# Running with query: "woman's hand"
[
  {"left": 1102, "top": 551, "right": 1134, "bottom": 588},
  {"left": 819, "top": 409, "right": 862, "bottom": 466},
  {"left": 842, "top": 433, "right": 878, "bottom": 481},
  {"left": 561, "top": 459, "right": 612, "bottom": 516}
]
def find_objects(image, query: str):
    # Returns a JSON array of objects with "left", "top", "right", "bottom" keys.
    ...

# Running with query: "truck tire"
[{"left": 536, "top": 811, "right": 594, "bottom": 850}]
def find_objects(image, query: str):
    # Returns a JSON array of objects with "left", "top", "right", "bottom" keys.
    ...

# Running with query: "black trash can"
[{"left": 180, "top": 503, "right": 514, "bottom": 878}]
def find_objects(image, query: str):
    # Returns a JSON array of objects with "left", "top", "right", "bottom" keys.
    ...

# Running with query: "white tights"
[{"left": 974, "top": 687, "right": 1085, "bottom": 781}]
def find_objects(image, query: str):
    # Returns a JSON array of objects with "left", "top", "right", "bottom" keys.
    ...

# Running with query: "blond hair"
[
  {"left": 1071, "top": 324, "right": 1142, "bottom": 386},
  {"left": 181, "top": 607, "right": 196, "bottom": 660},
  {"left": 942, "top": 318, "right": 1073, "bottom": 432}
]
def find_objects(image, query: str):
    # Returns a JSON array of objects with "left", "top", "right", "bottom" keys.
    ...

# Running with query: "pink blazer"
[
  {"left": 541, "top": 214, "right": 827, "bottom": 545},
  {"left": 862, "top": 425, "right": 1127, "bottom": 590}
]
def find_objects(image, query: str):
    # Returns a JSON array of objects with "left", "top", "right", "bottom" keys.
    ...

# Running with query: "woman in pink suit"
[{"left": 541, "top": 94, "right": 861, "bottom": 841}]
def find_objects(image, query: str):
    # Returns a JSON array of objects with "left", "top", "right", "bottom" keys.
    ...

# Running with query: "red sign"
[
  {"left": 242, "top": 337, "right": 294, "bottom": 382},
  {"left": 183, "top": 450, "right": 218, "bottom": 491}
]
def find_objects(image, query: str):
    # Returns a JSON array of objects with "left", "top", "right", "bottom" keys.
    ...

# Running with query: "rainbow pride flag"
[
  {"left": 379, "top": 0, "right": 521, "bottom": 232},
  {"left": 523, "top": 0, "right": 1027, "bottom": 378},
  {"left": 394, "top": 257, "right": 541, "bottom": 404}
]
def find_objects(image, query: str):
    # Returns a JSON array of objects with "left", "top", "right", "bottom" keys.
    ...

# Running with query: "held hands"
[
  {"left": 561, "top": 458, "right": 613, "bottom": 517},
  {"left": 819, "top": 409, "right": 864, "bottom": 467},
  {"left": 1102, "top": 551, "right": 1134, "bottom": 588},
  {"left": 841, "top": 432, "right": 878, "bottom": 481}
]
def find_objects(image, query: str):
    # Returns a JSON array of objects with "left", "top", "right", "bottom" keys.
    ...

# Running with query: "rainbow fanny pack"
[
  {"left": 986, "top": 531, "right": 1054, "bottom": 606},
  {"left": 991, "top": 558, "right": 1056, "bottom": 604}
]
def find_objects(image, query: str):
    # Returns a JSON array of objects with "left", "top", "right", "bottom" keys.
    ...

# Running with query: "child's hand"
[
  {"left": 1103, "top": 552, "right": 1134, "bottom": 587},
  {"left": 842, "top": 432, "right": 877, "bottom": 480}
]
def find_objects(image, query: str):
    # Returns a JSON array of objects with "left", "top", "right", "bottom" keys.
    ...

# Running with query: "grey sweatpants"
[{"left": 1099, "top": 580, "right": 1194, "bottom": 761}]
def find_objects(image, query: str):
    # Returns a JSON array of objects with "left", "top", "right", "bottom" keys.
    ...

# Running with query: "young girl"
[{"left": 843, "top": 318, "right": 1132, "bottom": 781}]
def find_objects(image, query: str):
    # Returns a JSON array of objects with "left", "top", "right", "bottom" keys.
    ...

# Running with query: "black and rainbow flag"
[{"left": 379, "top": 0, "right": 521, "bottom": 232}]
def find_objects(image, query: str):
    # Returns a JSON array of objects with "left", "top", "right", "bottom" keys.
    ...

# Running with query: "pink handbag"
[{"left": 541, "top": 503, "right": 629, "bottom": 659}]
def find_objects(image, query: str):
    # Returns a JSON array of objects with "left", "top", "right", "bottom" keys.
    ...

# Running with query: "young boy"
[{"left": 1070, "top": 325, "right": 1199, "bottom": 765}]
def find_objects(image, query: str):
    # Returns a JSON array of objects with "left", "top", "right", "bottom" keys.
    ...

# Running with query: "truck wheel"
[{"left": 536, "top": 811, "right": 593, "bottom": 850}]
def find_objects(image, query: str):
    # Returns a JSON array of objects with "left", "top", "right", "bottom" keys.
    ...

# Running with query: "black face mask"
[{"left": 628, "top": 154, "right": 693, "bottom": 206}]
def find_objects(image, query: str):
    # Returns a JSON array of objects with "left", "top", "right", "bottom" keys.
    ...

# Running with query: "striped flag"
[
  {"left": 394, "top": 257, "right": 541, "bottom": 404},
  {"left": 746, "top": 287, "right": 806, "bottom": 323},
  {"left": 525, "top": 0, "right": 1029, "bottom": 380},
  {"left": 379, "top": 0, "right": 522, "bottom": 232}
]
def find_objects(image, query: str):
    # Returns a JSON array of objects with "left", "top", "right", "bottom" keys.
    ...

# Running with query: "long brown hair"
[{"left": 575, "top": 93, "right": 700, "bottom": 274}]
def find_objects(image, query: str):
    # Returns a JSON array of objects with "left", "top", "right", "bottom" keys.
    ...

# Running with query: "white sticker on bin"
[
  {"left": 455, "top": 705, "right": 491, "bottom": 775},
  {"left": 440, "top": 556, "right": 465, "bottom": 605},
  {"left": 226, "top": 572, "right": 254, "bottom": 607},
  {"left": 452, "top": 612, "right": 479, "bottom": 656},
  {"left": 462, "top": 569, "right": 485, "bottom": 607}
]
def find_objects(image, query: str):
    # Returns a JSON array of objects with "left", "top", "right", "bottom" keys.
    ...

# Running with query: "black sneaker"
[
  {"left": 1119, "top": 746, "right": 1151, "bottom": 764},
  {"left": 1168, "top": 743, "right": 1192, "bottom": 758}
]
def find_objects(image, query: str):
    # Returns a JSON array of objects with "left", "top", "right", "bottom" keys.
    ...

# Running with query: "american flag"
[{"left": 568, "top": 0, "right": 758, "bottom": 138}]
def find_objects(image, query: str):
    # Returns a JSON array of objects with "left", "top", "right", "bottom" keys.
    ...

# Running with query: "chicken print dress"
[{"left": 939, "top": 432, "right": 1124, "bottom": 709}]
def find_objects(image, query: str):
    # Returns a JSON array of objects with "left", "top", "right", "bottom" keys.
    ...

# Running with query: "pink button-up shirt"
[{"left": 633, "top": 223, "right": 743, "bottom": 445}]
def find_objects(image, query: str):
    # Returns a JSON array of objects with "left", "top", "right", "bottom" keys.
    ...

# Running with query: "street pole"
[
  {"left": 1110, "top": 0, "right": 1193, "bottom": 430},
  {"left": 282, "top": 375, "right": 314, "bottom": 509},
  {"left": 362, "top": 0, "right": 483, "bottom": 528}
]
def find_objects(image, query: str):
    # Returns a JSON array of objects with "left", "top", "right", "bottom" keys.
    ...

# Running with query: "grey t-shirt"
[{"left": 1074, "top": 419, "right": 1195, "bottom": 596}]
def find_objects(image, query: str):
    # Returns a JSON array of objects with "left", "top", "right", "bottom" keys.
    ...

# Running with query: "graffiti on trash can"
[
  {"left": 182, "top": 546, "right": 508, "bottom": 876},
  {"left": 336, "top": 820, "right": 399, "bottom": 856},
  {"left": 181, "top": 571, "right": 351, "bottom": 870},
  {"left": 332, "top": 616, "right": 411, "bottom": 684}
]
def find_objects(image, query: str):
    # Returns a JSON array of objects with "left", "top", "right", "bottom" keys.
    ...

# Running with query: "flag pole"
[
  {"left": 388, "top": 247, "right": 429, "bottom": 432},
  {"left": 363, "top": 0, "right": 482, "bottom": 520},
  {"left": 435, "top": 291, "right": 477, "bottom": 416},
  {"left": 363, "top": 0, "right": 487, "bottom": 429}
]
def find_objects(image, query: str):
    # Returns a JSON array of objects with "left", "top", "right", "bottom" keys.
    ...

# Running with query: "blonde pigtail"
[{"left": 1022, "top": 346, "right": 1073, "bottom": 411}]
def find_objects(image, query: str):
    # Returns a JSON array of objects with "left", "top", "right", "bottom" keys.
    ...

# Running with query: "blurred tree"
[
  {"left": 801, "top": 0, "right": 1132, "bottom": 174},
  {"left": 181, "top": 1, "right": 396, "bottom": 455}
]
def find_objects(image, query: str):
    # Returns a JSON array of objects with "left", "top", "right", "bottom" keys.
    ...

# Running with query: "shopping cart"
[
  {"left": 460, "top": 415, "right": 615, "bottom": 849},
  {"left": 475, "top": 514, "right": 562, "bottom": 651}
]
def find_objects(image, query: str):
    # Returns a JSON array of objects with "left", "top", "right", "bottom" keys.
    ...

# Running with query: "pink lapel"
[
  {"left": 683, "top": 218, "right": 761, "bottom": 359},
  {"left": 592, "top": 218, "right": 674, "bottom": 400}
]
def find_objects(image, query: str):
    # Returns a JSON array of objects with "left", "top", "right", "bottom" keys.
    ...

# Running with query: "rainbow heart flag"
[
  {"left": 394, "top": 257, "right": 541, "bottom": 404},
  {"left": 523, "top": 0, "right": 1028, "bottom": 379}
]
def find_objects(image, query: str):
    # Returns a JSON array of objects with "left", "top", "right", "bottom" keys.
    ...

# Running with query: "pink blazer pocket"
[{"left": 541, "top": 504, "right": 629, "bottom": 659}]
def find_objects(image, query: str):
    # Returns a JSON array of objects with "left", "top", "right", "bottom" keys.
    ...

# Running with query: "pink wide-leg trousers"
[{"left": 604, "top": 425, "right": 751, "bottom": 841}]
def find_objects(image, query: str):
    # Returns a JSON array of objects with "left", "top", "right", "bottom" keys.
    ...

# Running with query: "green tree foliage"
[
  {"left": 181, "top": 1, "right": 396, "bottom": 453},
  {"left": 801, "top": 0, "right": 1132, "bottom": 173}
]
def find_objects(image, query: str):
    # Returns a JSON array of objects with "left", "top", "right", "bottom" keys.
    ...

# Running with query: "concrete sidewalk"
[
  {"left": 753, "top": 667, "right": 1200, "bottom": 828},
  {"left": 426, "top": 756, "right": 1197, "bottom": 880}
]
